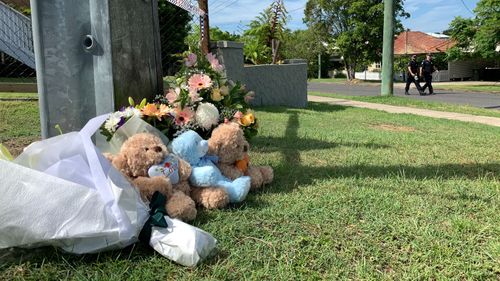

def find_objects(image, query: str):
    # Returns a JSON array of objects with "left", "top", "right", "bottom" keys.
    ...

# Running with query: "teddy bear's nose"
[
  {"left": 243, "top": 145, "right": 248, "bottom": 152},
  {"left": 153, "top": 146, "right": 163, "bottom": 153}
]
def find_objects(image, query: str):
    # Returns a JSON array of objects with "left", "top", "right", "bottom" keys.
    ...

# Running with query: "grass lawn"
[
  {"left": 0, "top": 92, "right": 38, "bottom": 99},
  {"left": 309, "top": 92, "right": 500, "bottom": 119},
  {"left": 0, "top": 77, "right": 36, "bottom": 83},
  {"left": 309, "top": 78, "right": 348, "bottom": 84},
  {"left": 433, "top": 84, "right": 500, "bottom": 94},
  {"left": 1, "top": 100, "right": 499, "bottom": 279}
]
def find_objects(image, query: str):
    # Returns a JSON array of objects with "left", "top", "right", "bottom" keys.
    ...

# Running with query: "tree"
[
  {"left": 281, "top": 28, "right": 337, "bottom": 78},
  {"left": 158, "top": 0, "right": 192, "bottom": 76},
  {"left": 447, "top": 0, "right": 500, "bottom": 60},
  {"left": 185, "top": 25, "right": 241, "bottom": 52},
  {"left": 304, "top": 0, "right": 408, "bottom": 80},
  {"left": 242, "top": 0, "right": 288, "bottom": 64}
]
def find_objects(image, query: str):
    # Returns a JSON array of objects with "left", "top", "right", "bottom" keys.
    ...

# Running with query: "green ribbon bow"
[{"left": 139, "top": 191, "right": 169, "bottom": 244}]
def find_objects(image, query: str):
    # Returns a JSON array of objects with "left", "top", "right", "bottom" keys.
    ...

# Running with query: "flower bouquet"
[{"left": 100, "top": 51, "right": 259, "bottom": 142}]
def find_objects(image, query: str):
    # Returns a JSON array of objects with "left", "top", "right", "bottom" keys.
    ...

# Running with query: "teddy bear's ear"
[{"left": 207, "top": 138, "right": 220, "bottom": 155}]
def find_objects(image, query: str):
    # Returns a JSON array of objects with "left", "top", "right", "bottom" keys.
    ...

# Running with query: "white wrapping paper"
[{"left": 1, "top": 115, "right": 149, "bottom": 253}]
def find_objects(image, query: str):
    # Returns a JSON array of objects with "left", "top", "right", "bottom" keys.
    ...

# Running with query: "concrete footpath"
[{"left": 309, "top": 95, "right": 500, "bottom": 127}]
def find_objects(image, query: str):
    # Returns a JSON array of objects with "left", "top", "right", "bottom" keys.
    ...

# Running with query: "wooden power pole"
[
  {"left": 381, "top": 0, "right": 394, "bottom": 96},
  {"left": 198, "top": 0, "right": 210, "bottom": 54}
]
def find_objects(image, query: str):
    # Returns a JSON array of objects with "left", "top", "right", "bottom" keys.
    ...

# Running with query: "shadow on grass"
[
  {"left": 251, "top": 104, "right": 499, "bottom": 198},
  {"left": 0, "top": 243, "right": 156, "bottom": 272},
  {"left": 256, "top": 102, "right": 349, "bottom": 114}
]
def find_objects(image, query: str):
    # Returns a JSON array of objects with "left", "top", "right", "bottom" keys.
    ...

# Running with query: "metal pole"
[
  {"left": 318, "top": 53, "right": 321, "bottom": 79},
  {"left": 381, "top": 0, "right": 394, "bottom": 96},
  {"left": 198, "top": 0, "right": 210, "bottom": 54}
]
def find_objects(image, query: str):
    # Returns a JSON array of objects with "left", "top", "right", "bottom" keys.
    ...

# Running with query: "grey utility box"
[{"left": 31, "top": 0, "right": 163, "bottom": 138}]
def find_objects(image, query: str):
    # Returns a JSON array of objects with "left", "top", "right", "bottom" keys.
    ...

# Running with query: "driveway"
[{"left": 308, "top": 82, "right": 500, "bottom": 110}]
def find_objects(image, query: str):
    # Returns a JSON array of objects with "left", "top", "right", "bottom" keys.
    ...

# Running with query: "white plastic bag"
[
  {"left": 1, "top": 115, "right": 149, "bottom": 253},
  {"left": 150, "top": 217, "right": 217, "bottom": 267}
]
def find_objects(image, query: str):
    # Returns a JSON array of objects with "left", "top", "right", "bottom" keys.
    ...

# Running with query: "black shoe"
[
  {"left": 405, "top": 91, "right": 410, "bottom": 95},
  {"left": 419, "top": 91, "right": 426, "bottom": 96}
]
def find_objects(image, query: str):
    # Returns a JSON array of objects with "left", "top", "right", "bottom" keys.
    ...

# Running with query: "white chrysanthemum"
[
  {"left": 104, "top": 113, "right": 122, "bottom": 132},
  {"left": 122, "top": 107, "right": 142, "bottom": 118},
  {"left": 195, "top": 103, "right": 219, "bottom": 130}
]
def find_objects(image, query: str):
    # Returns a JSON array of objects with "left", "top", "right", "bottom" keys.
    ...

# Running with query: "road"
[{"left": 308, "top": 82, "right": 500, "bottom": 110}]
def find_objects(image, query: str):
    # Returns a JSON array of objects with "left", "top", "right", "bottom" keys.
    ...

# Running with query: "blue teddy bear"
[{"left": 169, "top": 130, "right": 251, "bottom": 204}]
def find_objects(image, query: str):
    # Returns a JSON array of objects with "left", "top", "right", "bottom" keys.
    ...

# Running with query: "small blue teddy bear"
[{"left": 169, "top": 130, "right": 251, "bottom": 203}]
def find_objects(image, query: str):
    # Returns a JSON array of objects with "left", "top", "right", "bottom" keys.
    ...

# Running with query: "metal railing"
[{"left": 0, "top": 1, "right": 35, "bottom": 69}]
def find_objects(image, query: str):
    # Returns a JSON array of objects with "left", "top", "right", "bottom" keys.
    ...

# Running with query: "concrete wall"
[{"left": 212, "top": 41, "right": 307, "bottom": 108}]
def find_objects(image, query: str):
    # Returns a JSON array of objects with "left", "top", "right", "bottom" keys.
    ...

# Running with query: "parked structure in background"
[
  {"left": 0, "top": 1, "right": 35, "bottom": 79},
  {"left": 356, "top": 31, "right": 499, "bottom": 82}
]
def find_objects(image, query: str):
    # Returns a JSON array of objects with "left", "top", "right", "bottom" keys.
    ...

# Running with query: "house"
[{"left": 357, "top": 31, "right": 498, "bottom": 81}]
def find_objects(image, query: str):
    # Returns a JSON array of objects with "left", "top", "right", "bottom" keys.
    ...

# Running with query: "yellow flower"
[
  {"left": 211, "top": 88, "right": 223, "bottom": 101},
  {"left": 240, "top": 113, "right": 255, "bottom": 126},
  {"left": 142, "top": 103, "right": 158, "bottom": 116},
  {"left": 142, "top": 103, "right": 169, "bottom": 121},
  {"left": 220, "top": 85, "right": 230, "bottom": 96}
]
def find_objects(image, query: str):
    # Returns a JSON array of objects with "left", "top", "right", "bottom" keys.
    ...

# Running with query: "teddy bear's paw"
[
  {"left": 191, "top": 187, "right": 229, "bottom": 209},
  {"left": 247, "top": 167, "right": 264, "bottom": 190},
  {"left": 174, "top": 181, "right": 191, "bottom": 196},
  {"left": 134, "top": 176, "right": 173, "bottom": 200},
  {"left": 260, "top": 166, "right": 274, "bottom": 185},
  {"left": 223, "top": 176, "right": 251, "bottom": 203},
  {"left": 166, "top": 191, "right": 197, "bottom": 221}
]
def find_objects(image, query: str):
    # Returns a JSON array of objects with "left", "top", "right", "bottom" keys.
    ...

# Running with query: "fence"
[
  {"left": 158, "top": 0, "right": 195, "bottom": 77},
  {"left": 0, "top": 1, "right": 36, "bottom": 83}
]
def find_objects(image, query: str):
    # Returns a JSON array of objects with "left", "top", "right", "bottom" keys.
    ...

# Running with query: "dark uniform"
[
  {"left": 421, "top": 59, "right": 435, "bottom": 95},
  {"left": 405, "top": 59, "right": 423, "bottom": 95}
]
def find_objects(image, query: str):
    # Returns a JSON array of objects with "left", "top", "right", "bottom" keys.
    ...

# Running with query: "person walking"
[
  {"left": 420, "top": 54, "right": 438, "bottom": 95},
  {"left": 405, "top": 55, "right": 424, "bottom": 95}
]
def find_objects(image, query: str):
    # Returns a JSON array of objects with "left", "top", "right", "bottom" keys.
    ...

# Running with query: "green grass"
[
  {"left": 1, "top": 101, "right": 499, "bottom": 279},
  {"left": 309, "top": 78, "right": 347, "bottom": 84},
  {"left": 433, "top": 84, "right": 500, "bottom": 93},
  {"left": 309, "top": 92, "right": 500, "bottom": 119},
  {"left": 0, "top": 77, "right": 36, "bottom": 83},
  {"left": 0, "top": 92, "right": 38, "bottom": 99}
]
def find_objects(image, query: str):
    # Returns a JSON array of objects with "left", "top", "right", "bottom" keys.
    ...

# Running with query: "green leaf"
[{"left": 0, "top": 143, "right": 13, "bottom": 161}]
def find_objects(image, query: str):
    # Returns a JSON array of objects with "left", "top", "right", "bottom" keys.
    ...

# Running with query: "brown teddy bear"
[
  {"left": 208, "top": 122, "right": 273, "bottom": 190},
  {"left": 107, "top": 133, "right": 197, "bottom": 221}
]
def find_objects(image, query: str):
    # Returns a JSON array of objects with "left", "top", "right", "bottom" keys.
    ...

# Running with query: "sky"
[{"left": 207, "top": 0, "right": 480, "bottom": 35}]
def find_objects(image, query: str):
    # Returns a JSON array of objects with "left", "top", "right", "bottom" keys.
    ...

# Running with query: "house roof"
[{"left": 394, "top": 31, "right": 455, "bottom": 55}]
